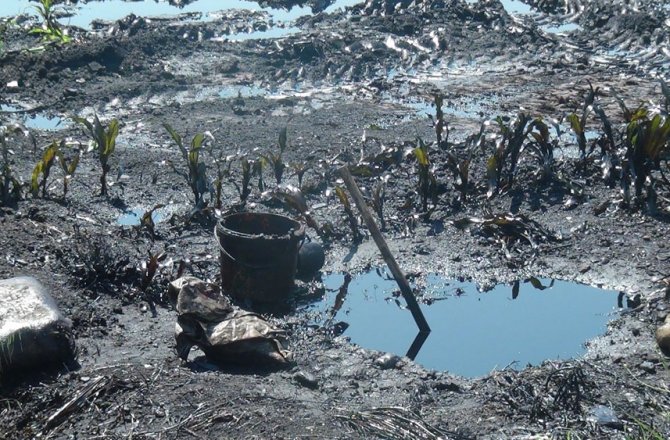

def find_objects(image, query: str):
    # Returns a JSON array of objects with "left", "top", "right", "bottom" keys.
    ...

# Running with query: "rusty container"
[{"left": 215, "top": 212, "right": 305, "bottom": 304}]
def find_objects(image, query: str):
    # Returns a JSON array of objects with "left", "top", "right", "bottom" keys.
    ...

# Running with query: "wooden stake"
[{"left": 338, "top": 167, "right": 431, "bottom": 333}]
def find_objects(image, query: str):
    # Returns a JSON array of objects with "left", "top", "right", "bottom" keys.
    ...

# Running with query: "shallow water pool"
[
  {"left": 308, "top": 270, "right": 620, "bottom": 377},
  {"left": 0, "top": 0, "right": 364, "bottom": 30}
]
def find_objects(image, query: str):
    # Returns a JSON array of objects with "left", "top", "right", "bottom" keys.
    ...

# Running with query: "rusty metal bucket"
[{"left": 215, "top": 212, "right": 305, "bottom": 304}]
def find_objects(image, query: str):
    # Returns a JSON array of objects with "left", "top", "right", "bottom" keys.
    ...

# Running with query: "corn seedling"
[
  {"left": 526, "top": 118, "right": 559, "bottom": 181},
  {"left": 371, "top": 176, "right": 388, "bottom": 231},
  {"left": 290, "top": 161, "right": 310, "bottom": 189},
  {"left": 430, "top": 94, "right": 449, "bottom": 150},
  {"left": 487, "top": 112, "right": 531, "bottom": 197},
  {"left": 260, "top": 127, "right": 289, "bottom": 185},
  {"left": 0, "top": 128, "right": 23, "bottom": 206},
  {"left": 140, "top": 204, "right": 165, "bottom": 239},
  {"left": 625, "top": 112, "right": 670, "bottom": 207},
  {"left": 140, "top": 250, "right": 166, "bottom": 291},
  {"left": 445, "top": 123, "right": 485, "bottom": 203},
  {"left": 264, "top": 151, "right": 285, "bottom": 185},
  {"left": 29, "top": 0, "right": 71, "bottom": 44},
  {"left": 273, "top": 185, "right": 323, "bottom": 236},
  {"left": 567, "top": 82, "right": 598, "bottom": 161},
  {"left": 413, "top": 138, "right": 438, "bottom": 219},
  {"left": 234, "top": 157, "right": 252, "bottom": 202},
  {"left": 253, "top": 157, "right": 266, "bottom": 191},
  {"left": 31, "top": 140, "right": 61, "bottom": 198},
  {"left": 335, "top": 185, "right": 362, "bottom": 243},
  {"left": 74, "top": 115, "right": 119, "bottom": 196},
  {"left": 57, "top": 144, "right": 81, "bottom": 198},
  {"left": 212, "top": 152, "right": 234, "bottom": 209},
  {"left": 163, "top": 123, "right": 209, "bottom": 207},
  {"left": 590, "top": 103, "right": 620, "bottom": 183}
]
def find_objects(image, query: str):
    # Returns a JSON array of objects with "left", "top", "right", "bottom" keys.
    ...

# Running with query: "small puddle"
[
  {"left": 306, "top": 270, "right": 619, "bottom": 378},
  {"left": 542, "top": 23, "right": 581, "bottom": 34},
  {"left": 465, "top": 0, "right": 531, "bottom": 15},
  {"left": 501, "top": 0, "right": 532, "bottom": 15},
  {"left": 0, "top": 105, "right": 65, "bottom": 131},
  {"left": 117, "top": 208, "right": 163, "bottom": 226},
  {"left": 0, "top": 0, "right": 310, "bottom": 30},
  {"left": 0, "top": 0, "right": 364, "bottom": 29}
]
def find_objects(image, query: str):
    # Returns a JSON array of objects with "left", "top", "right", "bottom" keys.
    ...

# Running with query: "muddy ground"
[{"left": 1, "top": 0, "right": 670, "bottom": 438}]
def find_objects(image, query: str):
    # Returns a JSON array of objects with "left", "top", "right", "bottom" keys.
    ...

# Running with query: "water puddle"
[
  {"left": 0, "top": 0, "right": 309, "bottom": 30},
  {"left": 117, "top": 207, "right": 163, "bottom": 226},
  {"left": 306, "top": 270, "right": 619, "bottom": 378},
  {"left": 542, "top": 23, "right": 581, "bottom": 34},
  {"left": 0, "top": 105, "right": 65, "bottom": 130},
  {"left": 465, "top": 0, "right": 531, "bottom": 15},
  {"left": 501, "top": 0, "right": 532, "bottom": 15}
]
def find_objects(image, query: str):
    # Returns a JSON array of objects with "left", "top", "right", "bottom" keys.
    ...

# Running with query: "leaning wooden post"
[{"left": 338, "top": 167, "right": 431, "bottom": 333}]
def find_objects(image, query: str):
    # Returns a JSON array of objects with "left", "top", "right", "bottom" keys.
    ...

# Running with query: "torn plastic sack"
[{"left": 169, "top": 276, "right": 292, "bottom": 367}]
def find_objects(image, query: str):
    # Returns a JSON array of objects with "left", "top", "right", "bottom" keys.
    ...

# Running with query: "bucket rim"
[{"left": 216, "top": 212, "right": 305, "bottom": 241}]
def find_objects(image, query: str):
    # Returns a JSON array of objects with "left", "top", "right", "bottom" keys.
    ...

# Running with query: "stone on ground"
[{"left": 0, "top": 276, "right": 75, "bottom": 376}]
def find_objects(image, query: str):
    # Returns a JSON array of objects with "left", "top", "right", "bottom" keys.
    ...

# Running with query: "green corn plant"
[
  {"left": 263, "top": 151, "right": 285, "bottom": 185},
  {"left": 567, "top": 112, "right": 588, "bottom": 159},
  {"left": 262, "top": 127, "right": 288, "bottom": 185},
  {"left": 290, "top": 161, "right": 310, "bottom": 189},
  {"left": 57, "top": 144, "right": 81, "bottom": 198},
  {"left": 567, "top": 82, "right": 598, "bottom": 161},
  {"left": 526, "top": 118, "right": 558, "bottom": 181},
  {"left": 140, "top": 204, "right": 165, "bottom": 239},
  {"left": 616, "top": 94, "right": 648, "bottom": 124},
  {"left": 29, "top": 0, "right": 71, "bottom": 44},
  {"left": 446, "top": 123, "right": 484, "bottom": 203},
  {"left": 335, "top": 185, "right": 362, "bottom": 243},
  {"left": 487, "top": 113, "right": 531, "bottom": 197},
  {"left": 140, "top": 250, "right": 166, "bottom": 292},
  {"left": 74, "top": 115, "right": 119, "bottom": 196},
  {"left": 253, "top": 157, "right": 266, "bottom": 191},
  {"left": 234, "top": 157, "right": 252, "bottom": 202},
  {"left": 273, "top": 185, "right": 323, "bottom": 236},
  {"left": 592, "top": 103, "right": 620, "bottom": 183},
  {"left": 501, "top": 112, "right": 531, "bottom": 184},
  {"left": 446, "top": 145, "right": 474, "bottom": 203},
  {"left": 413, "top": 138, "right": 438, "bottom": 219},
  {"left": 31, "top": 140, "right": 60, "bottom": 198},
  {"left": 163, "top": 123, "right": 208, "bottom": 207},
  {"left": 625, "top": 112, "right": 670, "bottom": 205}
]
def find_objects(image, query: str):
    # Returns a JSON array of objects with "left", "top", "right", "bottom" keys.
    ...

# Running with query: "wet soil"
[{"left": 1, "top": 0, "right": 670, "bottom": 438}]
